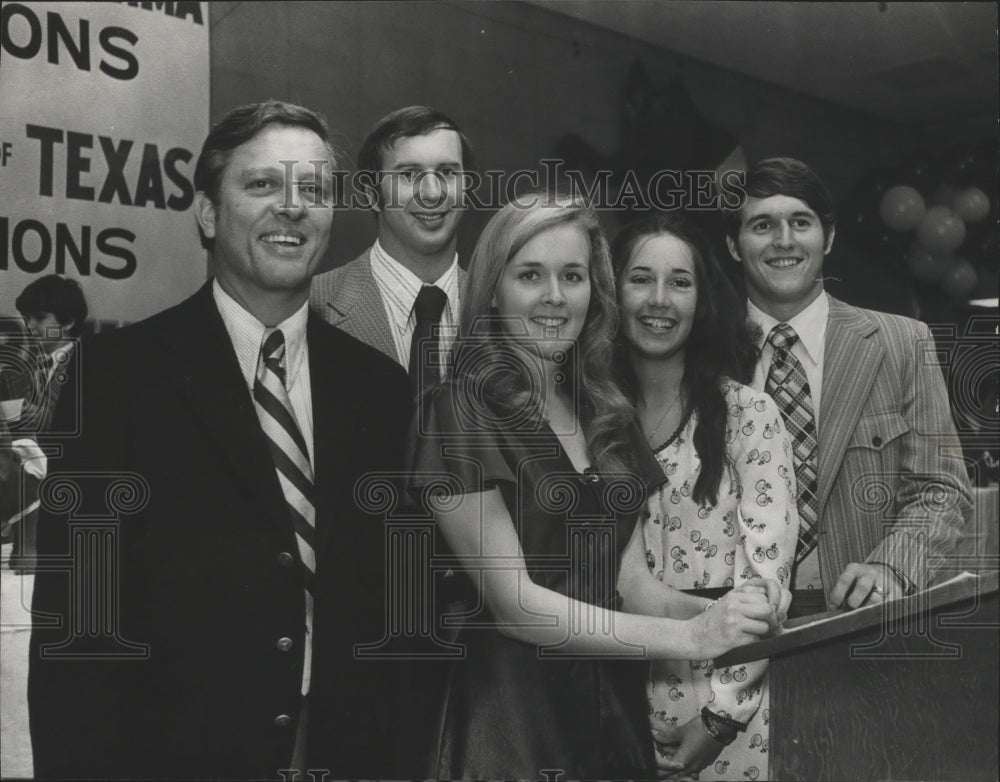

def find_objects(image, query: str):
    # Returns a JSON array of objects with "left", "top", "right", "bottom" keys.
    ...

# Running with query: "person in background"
[
  {"left": 310, "top": 105, "right": 472, "bottom": 396},
  {"left": 407, "top": 192, "right": 790, "bottom": 779},
  {"left": 12, "top": 274, "right": 87, "bottom": 434},
  {"left": 1, "top": 320, "right": 28, "bottom": 551},
  {"left": 612, "top": 213, "right": 797, "bottom": 780},
  {"left": 1, "top": 276, "right": 88, "bottom": 570},
  {"left": 724, "top": 157, "right": 971, "bottom": 613},
  {"left": 29, "top": 101, "right": 413, "bottom": 779}
]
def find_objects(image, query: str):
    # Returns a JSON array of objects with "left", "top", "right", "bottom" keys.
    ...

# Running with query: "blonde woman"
[{"left": 409, "top": 194, "right": 789, "bottom": 779}]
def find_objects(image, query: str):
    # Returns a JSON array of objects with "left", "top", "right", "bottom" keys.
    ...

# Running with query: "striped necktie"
[
  {"left": 765, "top": 323, "right": 819, "bottom": 563},
  {"left": 253, "top": 328, "right": 317, "bottom": 596}
]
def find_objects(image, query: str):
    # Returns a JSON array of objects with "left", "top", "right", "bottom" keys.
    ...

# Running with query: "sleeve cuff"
[{"left": 870, "top": 560, "right": 917, "bottom": 596}]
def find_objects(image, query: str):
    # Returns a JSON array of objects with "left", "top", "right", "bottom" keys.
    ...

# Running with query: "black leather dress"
[{"left": 409, "top": 383, "right": 663, "bottom": 780}]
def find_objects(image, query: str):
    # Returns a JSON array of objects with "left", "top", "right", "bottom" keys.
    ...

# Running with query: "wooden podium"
[{"left": 717, "top": 572, "right": 1000, "bottom": 781}]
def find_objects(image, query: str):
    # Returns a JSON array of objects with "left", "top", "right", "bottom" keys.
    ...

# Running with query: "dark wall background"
[{"left": 206, "top": 0, "right": 994, "bottom": 315}]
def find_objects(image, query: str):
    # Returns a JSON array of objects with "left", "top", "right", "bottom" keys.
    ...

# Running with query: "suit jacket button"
[
  {"left": 274, "top": 714, "right": 291, "bottom": 728},
  {"left": 276, "top": 637, "right": 293, "bottom": 652},
  {"left": 872, "top": 436, "right": 883, "bottom": 447},
  {"left": 278, "top": 552, "right": 295, "bottom": 567}
]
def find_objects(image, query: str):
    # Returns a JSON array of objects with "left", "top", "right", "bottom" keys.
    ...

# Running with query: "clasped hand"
[
  {"left": 651, "top": 714, "right": 724, "bottom": 780},
  {"left": 695, "top": 577, "right": 789, "bottom": 659}
]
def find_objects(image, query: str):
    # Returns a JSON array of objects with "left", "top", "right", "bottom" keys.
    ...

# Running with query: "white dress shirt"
[
  {"left": 370, "top": 239, "right": 460, "bottom": 375},
  {"left": 212, "top": 280, "right": 314, "bottom": 467},
  {"left": 748, "top": 293, "right": 829, "bottom": 433}
]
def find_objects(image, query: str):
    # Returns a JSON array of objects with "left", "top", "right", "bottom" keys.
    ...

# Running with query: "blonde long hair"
[{"left": 453, "top": 192, "right": 637, "bottom": 474}]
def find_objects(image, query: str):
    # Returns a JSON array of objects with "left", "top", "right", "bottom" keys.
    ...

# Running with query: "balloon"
[
  {"left": 950, "top": 187, "right": 991, "bottom": 223},
  {"left": 940, "top": 259, "right": 978, "bottom": 300},
  {"left": 880, "top": 185, "right": 926, "bottom": 231},
  {"left": 915, "top": 206, "right": 966, "bottom": 254},
  {"left": 906, "top": 246, "right": 955, "bottom": 283}
]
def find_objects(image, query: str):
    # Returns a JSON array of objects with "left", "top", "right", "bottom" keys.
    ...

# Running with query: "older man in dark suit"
[
  {"left": 310, "top": 106, "right": 472, "bottom": 395},
  {"left": 28, "top": 101, "right": 412, "bottom": 780}
]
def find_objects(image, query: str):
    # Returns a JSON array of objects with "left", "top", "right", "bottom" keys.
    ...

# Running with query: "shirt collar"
[
  {"left": 212, "top": 279, "right": 309, "bottom": 389},
  {"left": 747, "top": 292, "right": 828, "bottom": 365},
  {"left": 370, "top": 239, "right": 460, "bottom": 328}
]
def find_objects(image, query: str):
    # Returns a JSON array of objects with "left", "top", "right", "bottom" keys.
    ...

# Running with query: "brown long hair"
[{"left": 612, "top": 212, "right": 760, "bottom": 505}]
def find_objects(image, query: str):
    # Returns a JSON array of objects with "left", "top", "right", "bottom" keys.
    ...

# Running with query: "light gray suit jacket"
[
  {"left": 807, "top": 296, "right": 971, "bottom": 592},
  {"left": 310, "top": 248, "right": 466, "bottom": 367}
]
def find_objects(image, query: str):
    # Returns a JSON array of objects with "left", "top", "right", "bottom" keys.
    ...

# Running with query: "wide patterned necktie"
[
  {"left": 765, "top": 323, "right": 819, "bottom": 563},
  {"left": 253, "top": 329, "right": 316, "bottom": 596},
  {"left": 409, "top": 285, "right": 448, "bottom": 397}
]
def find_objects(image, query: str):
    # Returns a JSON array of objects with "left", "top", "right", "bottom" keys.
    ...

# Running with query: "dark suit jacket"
[
  {"left": 806, "top": 297, "right": 971, "bottom": 592},
  {"left": 28, "top": 282, "right": 413, "bottom": 780}
]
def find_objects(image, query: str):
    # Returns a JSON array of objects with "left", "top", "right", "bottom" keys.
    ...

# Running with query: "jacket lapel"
[
  {"left": 324, "top": 251, "right": 397, "bottom": 361},
  {"left": 307, "top": 313, "right": 346, "bottom": 549},
  {"left": 816, "top": 297, "right": 883, "bottom": 515},
  {"left": 152, "top": 283, "right": 290, "bottom": 526}
]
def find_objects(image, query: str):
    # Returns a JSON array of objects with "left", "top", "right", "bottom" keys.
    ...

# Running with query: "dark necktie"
[
  {"left": 409, "top": 285, "right": 448, "bottom": 397},
  {"left": 765, "top": 323, "right": 820, "bottom": 563}
]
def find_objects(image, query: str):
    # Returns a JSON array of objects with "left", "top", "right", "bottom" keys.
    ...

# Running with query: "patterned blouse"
[{"left": 644, "top": 380, "right": 798, "bottom": 781}]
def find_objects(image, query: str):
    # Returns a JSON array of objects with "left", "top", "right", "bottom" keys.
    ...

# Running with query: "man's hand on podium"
[{"left": 828, "top": 562, "right": 905, "bottom": 609}]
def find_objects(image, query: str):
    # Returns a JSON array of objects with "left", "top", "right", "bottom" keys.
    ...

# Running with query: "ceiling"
[{"left": 527, "top": 1, "right": 999, "bottom": 126}]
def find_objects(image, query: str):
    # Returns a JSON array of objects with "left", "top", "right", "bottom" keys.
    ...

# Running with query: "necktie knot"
[
  {"left": 260, "top": 329, "right": 287, "bottom": 386},
  {"left": 413, "top": 286, "right": 448, "bottom": 324},
  {"left": 768, "top": 323, "right": 799, "bottom": 350}
]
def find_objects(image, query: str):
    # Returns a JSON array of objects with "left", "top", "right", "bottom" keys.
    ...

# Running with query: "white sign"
[{"left": 0, "top": 1, "right": 209, "bottom": 324}]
